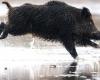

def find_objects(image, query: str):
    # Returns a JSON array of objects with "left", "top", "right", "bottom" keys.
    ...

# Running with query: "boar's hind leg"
[
  {"left": 62, "top": 38, "right": 78, "bottom": 59},
  {"left": 0, "top": 31, "right": 8, "bottom": 39},
  {"left": 0, "top": 28, "right": 8, "bottom": 39}
]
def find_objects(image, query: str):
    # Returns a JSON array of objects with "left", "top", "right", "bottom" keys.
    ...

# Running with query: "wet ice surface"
[{"left": 0, "top": 37, "right": 100, "bottom": 80}]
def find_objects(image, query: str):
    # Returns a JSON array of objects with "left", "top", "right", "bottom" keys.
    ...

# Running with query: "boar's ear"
[{"left": 81, "top": 7, "right": 91, "bottom": 18}]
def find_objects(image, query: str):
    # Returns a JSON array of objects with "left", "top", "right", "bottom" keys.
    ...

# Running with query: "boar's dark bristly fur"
[{"left": 1, "top": 1, "right": 100, "bottom": 59}]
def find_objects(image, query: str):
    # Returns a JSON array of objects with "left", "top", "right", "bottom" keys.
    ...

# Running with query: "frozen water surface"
[{"left": 0, "top": 35, "right": 99, "bottom": 80}]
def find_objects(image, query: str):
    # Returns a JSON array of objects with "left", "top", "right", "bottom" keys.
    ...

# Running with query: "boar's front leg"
[
  {"left": 61, "top": 36, "right": 78, "bottom": 59},
  {"left": 89, "top": 31, "right": 100, "bottom": 40},
  {"left": 83, "top": 39, "right": 100, "bottom": 48},
  {"left": 77, "top": 39, "right": 100, "bottom": 48}
]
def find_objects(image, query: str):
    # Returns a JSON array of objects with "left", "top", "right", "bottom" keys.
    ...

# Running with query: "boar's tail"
[{"left": 2, "top": 1, "right": 12, "bottom": 9}]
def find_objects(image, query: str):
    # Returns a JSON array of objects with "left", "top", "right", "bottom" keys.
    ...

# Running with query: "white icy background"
[{"left": 0, "top": 34, "right": 99, "bottom": 80}]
